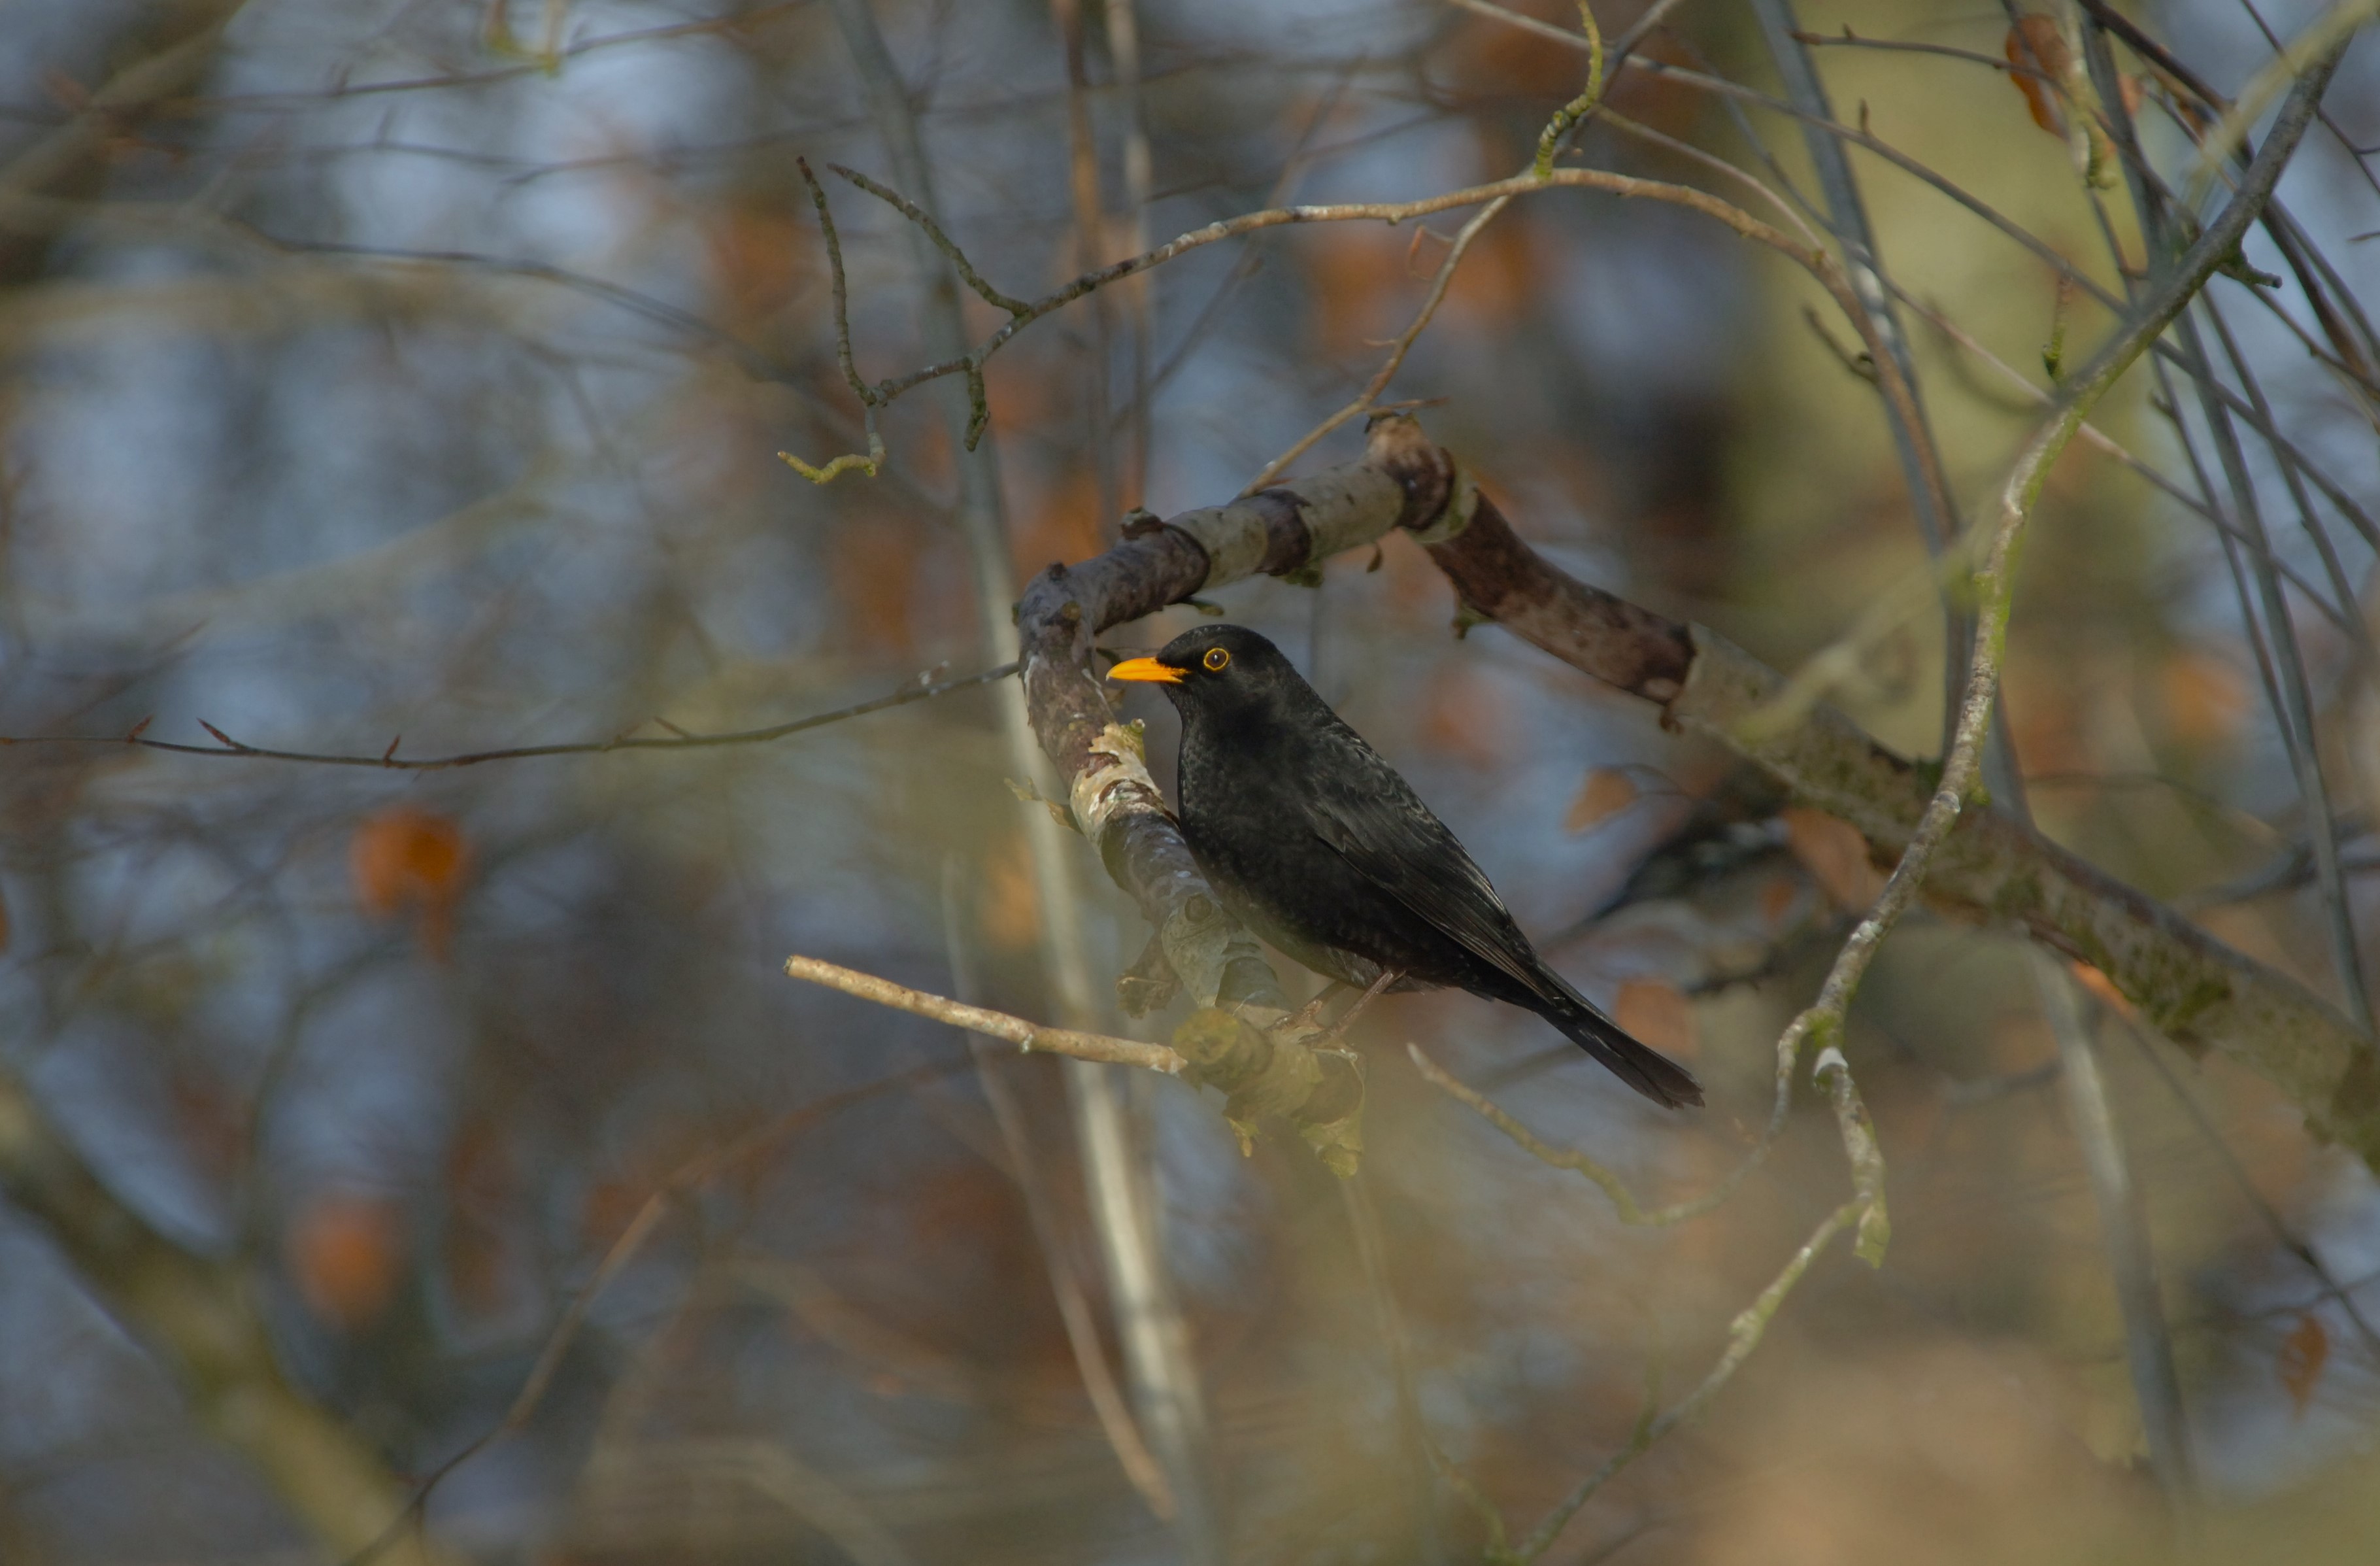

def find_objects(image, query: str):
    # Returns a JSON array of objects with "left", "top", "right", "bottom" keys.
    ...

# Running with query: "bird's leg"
[
  {"left": 1322, "top": 967, "right": 1402, "bottom": 1043},
  {"left": 1276, "top": 981, "right": 1350, "bottom": 1035}
]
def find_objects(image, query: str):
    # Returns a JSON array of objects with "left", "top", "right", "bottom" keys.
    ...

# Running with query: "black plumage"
[{"left": 1108, "top": 623, "right": 1703, "bottom": 1109}]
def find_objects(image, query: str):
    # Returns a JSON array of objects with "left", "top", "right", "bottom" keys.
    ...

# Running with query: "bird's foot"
[
  {"left": 1317, "top": 968, "right": 1402, "bottom": 1046},
  {"left": 1269, "top": 983, "right": 1349, "bottom": 1038}
]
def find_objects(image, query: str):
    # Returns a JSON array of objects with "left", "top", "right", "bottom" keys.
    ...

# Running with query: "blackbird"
[{"left": 1109, "top": 623, "right": 1703, "bottom": 1108}]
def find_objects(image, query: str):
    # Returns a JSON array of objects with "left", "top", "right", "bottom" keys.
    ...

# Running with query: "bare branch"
[
  {"left": 1409, "top": 1044, "right": 1774, "bottom": 1226},
  {"left": 0, "top": 662, "right": 1017, "bottom": 770},
  {"left": 1243, "top": 195, "right": 1515, "bottom": 492},
  {"left": 341, "top": 1063, "right": 969, "bottom": 1566},
  {"left": 783, "top": 956, "right": 1185, "bottom": 1072},
  {"left": 0, "top": 1064, "right": 465, "bottom": 1566},
  {"left": 1506, "top": 1200, "right": 1868, "bottom": 1561},
  {"left": 828, "top": 163, "right": 1031, "bottom": 316},
  {"left": 784, "top": 157, "right": 886, "bottom": 483},
  {"left": 828, "top": 159, "right": 1915, "bottom": 467},
  {"left": 1532, "top": 3, "right": 1606, "bottom": 179}
]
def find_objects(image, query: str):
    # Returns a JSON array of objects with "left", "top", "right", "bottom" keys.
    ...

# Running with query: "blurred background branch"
[{"left": 0, "top": 1064, "right": 456, "bottom": 1566}]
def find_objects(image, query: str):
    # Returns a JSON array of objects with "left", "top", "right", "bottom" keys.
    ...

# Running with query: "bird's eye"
[{"left": 1202, "top": 647, "right": 1231, "bottom": 672}]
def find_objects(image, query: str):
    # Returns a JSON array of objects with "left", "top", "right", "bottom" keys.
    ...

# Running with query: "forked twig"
[{"left": 782, "top": 158, "right": 886, "bottom": 482}]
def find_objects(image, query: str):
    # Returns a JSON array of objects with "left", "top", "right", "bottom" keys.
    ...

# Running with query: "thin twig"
[
  {"left": 0, "top": 662, "right": 1017, "bottom": 770},
  {"left": 782, "top": 955, "right": 1185, "bottom": 1072},
  {"left": 2196, "top": 295, "right": 2374, "bottom": 1032},
  {"left": 2115, "top": 1003, "right": 2380, "bottom": 1355},
  {"left": 337, "top": 1061, "right": 967, "bottom": 1566},
  {"left": 1052, "top": 0, "right": 1120, "bottom": 526},
  {"left": 786, "top": 158, "right": 885, "bottom": 482},
  {"left": 823, "top": 5, "right": 1226, "bottom": 1559},
  {"left": 1339, "top": 1171, "right": 1449, "bottom": 1559},
  {"left": 828, "top": 163, "right": 1031, "bottom": 315},
  {"left": 1244, "top": 3, "right": 1615, "bottom": 489},
  {"left": 941, "top": 865, "right": 1175, "bottom": 1519},
  {"left": 2034, "top": 951, "right": 2198, "bottom": 1516},
  {"left": 1505, "top": 1201, "right": 1866, "bottom": 1561},
  {"left": 1409, "top": 1044, "right": 1780, "bottom": 1227},
  {"left": 1894, "top": 285, "right": 2354, "bottom": 629},
  {"left": 1760, "top": 29, "right": 2349, "bottom": 1155},
  {"left": 1533, "top": 3, "right": 1606, "bottom": 179},
  {"left": 1103, "top": 0, "right": 1157, "bottom": 506},
  {"left": 2187, "top": 0, "right": 2379, "bottom": 188},
  {"left": 1749, "top": 0, "right": 1965, "bottom": 743},
  {"left": 1243, "top": 195, "right": 1512, "bottom": 492},
  {"left": 828, "top": 163, "right": 1902, "bottom": 469}
]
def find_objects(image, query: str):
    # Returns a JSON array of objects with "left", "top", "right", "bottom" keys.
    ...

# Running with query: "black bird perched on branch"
[{"left": 1109, "top": 623, "right": 1702, "bottom": 1108}]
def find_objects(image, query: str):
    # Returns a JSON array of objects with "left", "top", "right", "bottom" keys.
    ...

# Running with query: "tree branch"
[
  {"left": 0, "top": 1066, "right": 461, "bottom": 1566},
  {"left": 0, "top": 662, "right": 1016, "bottom": 770},
  {"left": 784, "top": 956, "right": 1184, "bottom": 1072},
  {"left": 1018, "top": 411, "right": 2379, "bottom": 1168}
]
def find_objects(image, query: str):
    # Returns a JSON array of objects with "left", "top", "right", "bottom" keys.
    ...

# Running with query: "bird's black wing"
[{"left": 1299, "top": 730, "right": 1560, "bottom": 1002}]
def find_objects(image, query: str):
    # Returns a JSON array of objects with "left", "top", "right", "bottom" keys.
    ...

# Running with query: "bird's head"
[{"left": 1104, "top": 623, "right": 1308, "bottom": 724}]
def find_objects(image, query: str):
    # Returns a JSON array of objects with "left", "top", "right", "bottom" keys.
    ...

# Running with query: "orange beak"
[{"left": 1105, "top": 656, "right": 1184, "bottom": 685}]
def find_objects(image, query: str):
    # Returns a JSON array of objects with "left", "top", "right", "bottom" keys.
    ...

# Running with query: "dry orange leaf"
[
  {"left": 288, "top": 1193, "right": 406, "bottom": 1331},
  {"left": 1781, "top": 806, "right": 1886, "bottom": 910},
  {"left": 351, "top": 806, "right": 468, "bottom": 913},
  {"left": 1760, "top": 874, "right": 1799, "bottom": 927},
  {"left": 1615, "top": 979, "right": 1696, "bottom": 1059},
  {"left": 1564, "top": 768, "right": 1639, "bottom": 834},
  {"left": 351, "top": 806, "right": 470, "bottom": 956},
  {"left": 2279, "top": 1312, "right": 2330, "bottom": 1418},
  {"left": 2005, "top": 16, "right": 2070, "bottom": 134}
]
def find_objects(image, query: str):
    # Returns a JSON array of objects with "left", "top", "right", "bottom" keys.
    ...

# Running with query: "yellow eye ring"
[{"left": 1202, "top": 647, "right": 1231, "bottom": 672}]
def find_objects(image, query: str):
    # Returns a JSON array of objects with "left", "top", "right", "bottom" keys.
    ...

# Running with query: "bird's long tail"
[{"left": 1544, "top": 995, "right": 1704, "bottom": 1109}]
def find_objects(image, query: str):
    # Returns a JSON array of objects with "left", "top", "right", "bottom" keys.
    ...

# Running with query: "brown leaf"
[
  {"left": 1782, "top": 806, "right": 1886, "bottom": 910},
  {"left": 350, "top": 806, "right": 471, "bottom": 957},
  {"left": 350, "top": 806, "right": 469, "bottom": 914},
  {"left": 2280, "top": 1312, "right": 2330, "bottom": 1418},
  {"left": 1564, "top": 767, "right": 1639, "bottom": 834},
  {"left": 2004, "top": 16, "right": 2069, "bottom": 135},
  {"left": 1615, "top": 979, "right": 1696, "bottom": 1059},
  {"left": 288, "top": 1193, "right": 407, "bottom": 1332}
]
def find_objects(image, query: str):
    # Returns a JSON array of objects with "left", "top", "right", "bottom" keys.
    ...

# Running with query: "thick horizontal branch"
[
  {"left": 1013, "top": 417, "right": 2379, "bottom": 1167},
  {"left": 1441, "top": 515, "right": 2379, "bottom": 1164}
]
